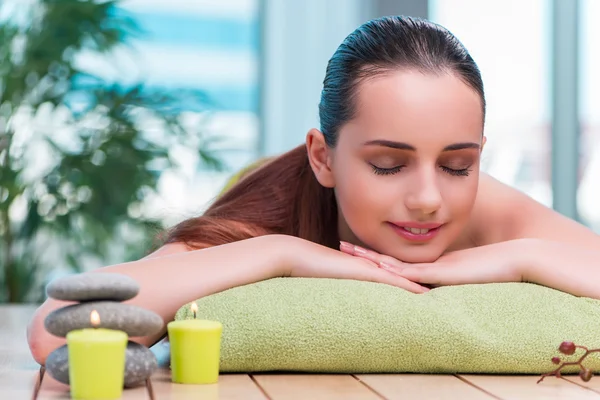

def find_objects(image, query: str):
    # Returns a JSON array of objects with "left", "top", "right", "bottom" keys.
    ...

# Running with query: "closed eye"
[
  {"left": 441, "top": 166, "right": 471, "bottom": 177},
  {"left": 370, "top": 164, "right": 404, "bottom": 175}
]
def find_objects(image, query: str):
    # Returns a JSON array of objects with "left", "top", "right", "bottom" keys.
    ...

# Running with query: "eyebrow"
[{"left": 363, "top": 139, "right": 481, "bottom": 151}]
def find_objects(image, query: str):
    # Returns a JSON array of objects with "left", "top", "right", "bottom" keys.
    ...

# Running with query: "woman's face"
[{"left": 330, "top": 70, "right": 484, "bottom": 263}]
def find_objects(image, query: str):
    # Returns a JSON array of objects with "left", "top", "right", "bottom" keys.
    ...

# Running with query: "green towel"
[{"left": 175, "top": 278, "right": 600, "bottom": 374}]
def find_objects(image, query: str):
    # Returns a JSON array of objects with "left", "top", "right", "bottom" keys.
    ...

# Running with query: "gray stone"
[
  {"left": 44, "top": 301, "right": 164, "bottom": 337},
  {"left": 123, "top": 341, "right": 159, "bottom": 387},
  {"left": 46, "top": 342, "right": 158, "bottom": 388},
  {"left": 45, "top": 344, "right": 69, "bottom": 384},
  {"left": 46, "top": 273, "right": 140, "bottom": 302}
]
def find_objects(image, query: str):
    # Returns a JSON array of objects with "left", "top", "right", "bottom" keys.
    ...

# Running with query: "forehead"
[{"left": 345, "top": 70, "right": 484, "bottom": 146}]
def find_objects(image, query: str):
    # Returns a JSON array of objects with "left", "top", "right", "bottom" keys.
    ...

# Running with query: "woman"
[{"left": 27, "top": 16, "right": 600, "bottom": 365}]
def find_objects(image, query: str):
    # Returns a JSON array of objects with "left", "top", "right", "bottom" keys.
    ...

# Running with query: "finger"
[
  {"left": 383, "top": 273, "right": 431, "bottom": 294},
  {"left": 361, "top": 251, "right": 407, "bottom": 273},
  {"left": 364, "top": 261, "right": 430, "bottom": 293},
  {"left": 341, "top": 242, "right": 412, "bottom": 274},
  {"left": 339, "top": 241, "right": 356, "bottom": 254},
  {"left": 348, "top": 258, "right": 429, "bottom": 293},
  {"left": 358, "top": 257, "right": 431, "bottom": 292},
  {"left": 398, "top": 266, "right": 440, "bottom": 285},
  {"left": 363, "top": 267, "right": 429, "bottom": 293},
  {"left": 378, "top": 255, "right": 407, "bottom": 271},
  {"left": 339, "top": 241, "right": 380, "bottom": 263},
  {"left": 399, "top": 263, "right": 466, "bottom": 286}
]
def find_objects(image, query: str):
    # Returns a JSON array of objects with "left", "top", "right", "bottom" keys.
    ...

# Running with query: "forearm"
[
  {"left": 522, "top": 238, "right": 600, "bottom": 299},
  {"left": 27, "top": 234, "right": 289, "bottom": 365}
]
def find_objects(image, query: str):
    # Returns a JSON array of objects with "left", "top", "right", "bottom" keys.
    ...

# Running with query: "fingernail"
[
  {"left": 339, "top": 241, "right": 354, "bottom": 253},
  {"left": 353, "top": 245, "right": 367, "bottom": 256}
]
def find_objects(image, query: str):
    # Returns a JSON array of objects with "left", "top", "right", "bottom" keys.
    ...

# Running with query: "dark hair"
[
  {"left": 320, "top": 15, "right": 485, "bottom": 147},
  {"left": 165, "top": 16, "right": 484, "bottom": 250}
]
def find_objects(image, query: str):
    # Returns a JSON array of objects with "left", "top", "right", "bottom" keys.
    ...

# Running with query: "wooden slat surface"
[
  {"left": 2, "top": 305, "right": 600, "bottom": 399},
  {"left": 564, "top": 375, "right": 600, "bottom": 395},
  {"left": 252, "top": 374, "right": 382, "bottom": 400},
  {"left": 0, "top": 369, "right": 40, "bottom": 400},
  {"left": 151, "top": 369, "right": 267, "bottom": 400},
  {"left": 37, "top": 373, "right": 150, "bottom": 400},
  {"left": 460, "top": 374, "right": 600, "bottom": 399},
  {"left": 356, "top": 374, "right": 496, "bottom": 399}
]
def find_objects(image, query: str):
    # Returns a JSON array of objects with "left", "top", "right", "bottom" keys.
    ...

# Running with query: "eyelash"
[
  {"left": 371, "top": 165, "right": 404, "bottom": 175},
  {"left": 441, "top": 166, "right": 471, "bottom": 177},
  {"left": 370, "top": 164, "right": 471, "bottom": 177}
]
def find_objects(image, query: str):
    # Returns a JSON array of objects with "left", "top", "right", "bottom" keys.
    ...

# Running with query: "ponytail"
[{"left": 164, "top": 145, "right": 339, "bottom": 250}]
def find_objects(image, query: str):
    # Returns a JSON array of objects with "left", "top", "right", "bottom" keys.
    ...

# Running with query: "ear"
[
  {"left": 305, "top": 128, "right": 335, "bottom": 188},
  {"left": 481, "top": 135, "right": 487, "bottom": 153}
]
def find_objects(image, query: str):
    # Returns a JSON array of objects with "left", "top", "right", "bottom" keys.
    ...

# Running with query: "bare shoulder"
[
  {"left": 468, "top": 172, "right": 599, "bottom": 246},
  {"left": 142, "top": 242, "right": 193, "bottom": 260}
]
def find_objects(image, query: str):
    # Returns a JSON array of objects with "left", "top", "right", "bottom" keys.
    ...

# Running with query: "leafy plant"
[{"left": 0, "top": 0, "right": 224, "bottom": 303}]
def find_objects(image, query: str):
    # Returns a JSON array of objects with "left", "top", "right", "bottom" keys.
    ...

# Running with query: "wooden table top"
[{"left": 3, "top": 304, "right": 600, "bottom": 399}]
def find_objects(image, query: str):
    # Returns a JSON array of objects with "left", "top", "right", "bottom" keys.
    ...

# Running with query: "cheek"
[
  {"left": 333, "top": 164, "right": 395, "bottom": 228},
  {"left": 442, "top": 175, "right": 479, "bottom": 219}
]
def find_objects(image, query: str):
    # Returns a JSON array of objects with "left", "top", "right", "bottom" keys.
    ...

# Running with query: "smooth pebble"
[
  {"left": 46, "top": 273, "right": 140, "bottom": 302},
  {"left": 44, "top": 301, "right": 164, "bottom": 337}
]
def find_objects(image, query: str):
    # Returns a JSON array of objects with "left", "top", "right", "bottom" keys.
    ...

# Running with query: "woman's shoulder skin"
[{"left": 466, "top": 172, "right": 598, "bottom": 248}]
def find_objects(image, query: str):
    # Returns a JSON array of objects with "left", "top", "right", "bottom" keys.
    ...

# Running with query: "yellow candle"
[
  {"left": 66, "top": 311, "right": 128, "bottom": 400},
  {"left": 167, "top": 304, "right": 223, "bottom": 384}
]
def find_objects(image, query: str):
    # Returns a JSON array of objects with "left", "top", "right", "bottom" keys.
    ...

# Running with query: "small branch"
[
  {"left": 146, "top": 378, "right": 155, "bottom": 400},
  {"left": 538, "top": 342, "right": 600, "bottom": 383},
  {"left": 31, "top": 366, "right": 45, "bottom": 400}
]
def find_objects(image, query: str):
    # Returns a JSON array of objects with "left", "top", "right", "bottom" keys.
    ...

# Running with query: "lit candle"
[
  {"left": 167, "top": 302, "right": 223, "bottom": 384},
  {"left": 67, "top": 310, "right": 128, "bottom": 400}
]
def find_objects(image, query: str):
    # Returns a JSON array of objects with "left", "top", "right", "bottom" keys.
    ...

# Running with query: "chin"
[{"left": 390, "top": 247, "right": 445, "bottom": 264}]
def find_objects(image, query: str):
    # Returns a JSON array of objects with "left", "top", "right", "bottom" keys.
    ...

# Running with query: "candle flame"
[
  {"left": 191, "top": 302, "right": 198, "bottom": 318},
  {"left": 90, "top": 310, "right": 101, "bottom": 327}
]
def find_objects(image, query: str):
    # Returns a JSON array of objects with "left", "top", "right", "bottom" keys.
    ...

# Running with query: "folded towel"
[{"left": 175, "top": 278, "right": 600, "bottom": 374}]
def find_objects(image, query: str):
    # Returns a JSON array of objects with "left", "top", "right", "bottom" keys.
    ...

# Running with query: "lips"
[
  {"left": 402, "top": 226, "right": 433, "bottom": 235},
  {"left": 387, "top": 221, "right": 443, "bottom": 242}
]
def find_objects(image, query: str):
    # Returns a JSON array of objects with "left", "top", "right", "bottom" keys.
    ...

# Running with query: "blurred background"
[{"left": 0, "top": 0, "right": 597, "bottom": 303}]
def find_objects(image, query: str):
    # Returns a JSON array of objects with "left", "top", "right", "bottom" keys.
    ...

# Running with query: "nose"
[{"left": 404, "top": 169, "right": 442, "bottom": 215}]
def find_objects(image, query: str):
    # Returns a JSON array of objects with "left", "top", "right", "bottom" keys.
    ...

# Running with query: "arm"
[
  {"left": 27, "top": 235, "right": 286, "bottom": 365},
  {"left": 431, "top": 174, "right": 600, "bottom": 298},
  {"left": 473, "top": 174, "right": 600, "bottom": 299},
  {"left": 28, "top": 233, "right": 426, "bottom": 365},
  {"left": 520, "top": 238, "right": 600, "bottom": 299}
]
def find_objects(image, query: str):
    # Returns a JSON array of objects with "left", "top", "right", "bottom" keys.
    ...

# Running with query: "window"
[
  {"left": 111, "top": 0, "right": 261, "bottom": 223},
  {"left": 577, "top": 0, "right": 600, "bottom": 231},
  {"left": 429, "top": 0, "right": 552, "bottom": 206}
]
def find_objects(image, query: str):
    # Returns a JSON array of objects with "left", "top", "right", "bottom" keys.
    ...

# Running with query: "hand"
[
  {"left": 339, "top": 240, "right": 526, "bottom": 287},
  {"left": 276, "top": 235, "right": 429, "bottom": 294}
]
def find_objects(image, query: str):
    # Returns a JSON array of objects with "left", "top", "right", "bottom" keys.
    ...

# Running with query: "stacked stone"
[{"left": 44, "top": 273, "right": 164, "bottom": 388}]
